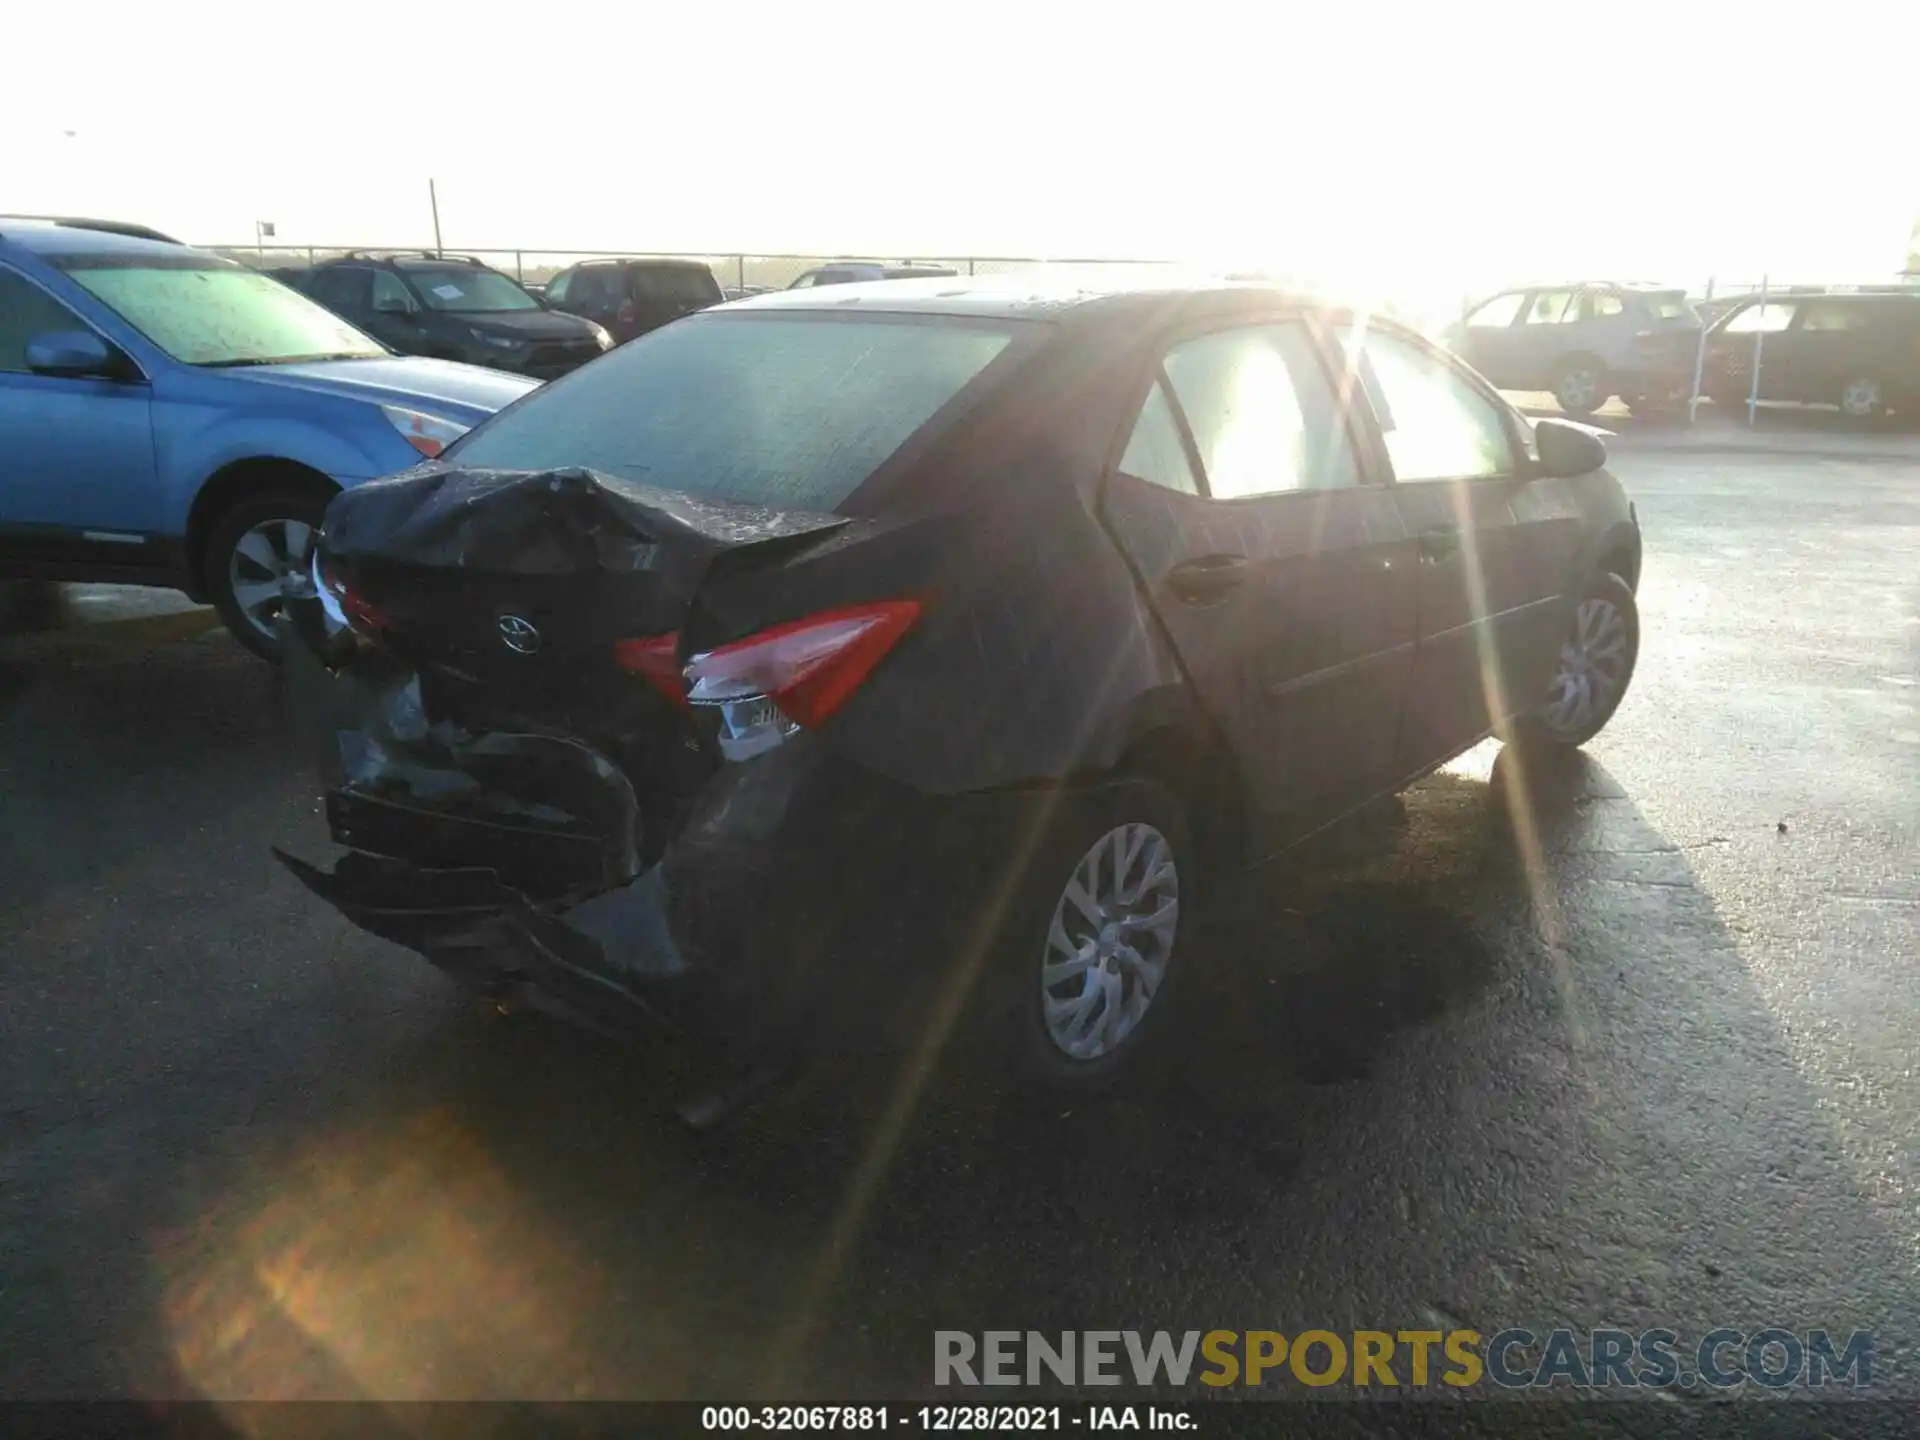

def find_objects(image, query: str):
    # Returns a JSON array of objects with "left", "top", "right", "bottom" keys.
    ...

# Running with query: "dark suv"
[
  {"left": 299, "top": 253, "right": 612, "bottom": 379},
  {"left": 542, "top": 259, "right": 722, "bottom": 345},
  {"left": 1702, "top": 290, "right": 1920, "bottom": 420}
]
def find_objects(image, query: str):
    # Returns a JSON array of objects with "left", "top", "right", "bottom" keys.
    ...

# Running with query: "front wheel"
[
  {"left": 1512, "top": 571, "right": 1640, "bottom": 749},
  {"left": 988, "top": 778, "right": 1193, "bottom": 1093},
  {"left": 205, "top": 488, "right": 331, "bottom": 661}
]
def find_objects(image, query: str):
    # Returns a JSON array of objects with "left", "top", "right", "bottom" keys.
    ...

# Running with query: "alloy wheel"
[
  {"left": 1840, "top": 377, "right": 1882, "bottom": 418},
  {"left": 227, "top": 517, "right": 315, "bottom": 640},
  {"left": 1558, "top": 368, "right": 1600, "bottom": 414},
  {"left": 1539, "top": 596, "right": 1631, "bottom": 737},
  {"left": 1040, "top": 822, "right": 1180, "bottom": 1061}
]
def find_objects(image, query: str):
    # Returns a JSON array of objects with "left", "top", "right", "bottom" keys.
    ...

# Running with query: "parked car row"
[
  {"left": 289, "top": 252, "right": 615, "bottom": 379},
  {"left": 1448, "top": 278, "right": 1920, "bottom": 422}
]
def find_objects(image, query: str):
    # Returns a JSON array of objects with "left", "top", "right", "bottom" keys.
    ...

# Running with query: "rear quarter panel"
[{"left": 692, "top": 317, "right": 1191, "bottom": 798}]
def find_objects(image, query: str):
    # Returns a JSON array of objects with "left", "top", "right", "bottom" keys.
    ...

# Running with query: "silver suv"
[{"left": 1443, "top": 282, "right": 1703, "bottom": 417}]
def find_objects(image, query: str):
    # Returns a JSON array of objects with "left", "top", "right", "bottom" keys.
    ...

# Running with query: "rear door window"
[
  {"left": 1161, "top": 324, "right": 1360, "bottom": 496},
  {"left": 1116, "top": 378, "right": 1200, "bottom": 496},
  {"left": 1523, "top": 291, "right": 1579, "bottom": 325},
  {"left": 451, "top": 314, "right": 1019, "bottom": 511}
]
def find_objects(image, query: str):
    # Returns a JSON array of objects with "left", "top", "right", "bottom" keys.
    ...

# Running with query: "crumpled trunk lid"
[
  {"left": 293, "top": 465, "right": 853, "bottom": 891},
  {"left": 321, "top": 464, "right": 848, "bottom": 693}
]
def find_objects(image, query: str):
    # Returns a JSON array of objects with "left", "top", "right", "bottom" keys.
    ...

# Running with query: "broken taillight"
[
  {"left": 612, "top": 632, "right": 691, "bottom": 711},
  {"left": 313, "top": 552, "right": 391, "bottom": 635},
  {"left": 663, "top": 601, "right": 922, "bottom": 759}
]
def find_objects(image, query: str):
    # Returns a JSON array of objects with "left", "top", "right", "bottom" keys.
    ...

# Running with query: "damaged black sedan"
[{"left": 276, "top": 275, "right": 1643, "bottom": 1092}]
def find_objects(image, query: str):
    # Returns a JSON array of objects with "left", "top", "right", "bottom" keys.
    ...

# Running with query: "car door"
[
  {"left": 1792, "top": 297, "right": 1874, "bottom": 405},
  {"left": 1097, "top": 315, "right": 1418, "bottom": 856},
  {"left": 306, "top": 265, "right": 370, "bottom": 328},
  {"left": 541, "top": 266, "right": 579, "bottom": 316},
  {"left": 1510, "top": 288, "right": 1581, "bottom": 390},
  {"left": 1581, "top": 285, "right": 1638, "bottom": 371},
  {"left": 362, "top": 269, "right": 431, "bottom": 354},
  {"left": 562, "top": 266, "right": 621, "bottom": 333},
  {"left": 1451, "top": 290, "right": 1527, "bottom": 386},
  {"left": 0, "top": 262, "right": 159, "bottom": 567},
  {"left": 1711, "top": 298, "right": 1799, "bottom": 403},
  {"left": 1330, "top": 321, "right": 1586, "bottom": 776}
]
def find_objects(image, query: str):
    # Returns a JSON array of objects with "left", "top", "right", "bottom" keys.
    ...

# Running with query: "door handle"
[
  {"left": 1419, "top": 527, "right": 1461, "bottom": 564},
  {"left": 1166, "top": 553, "right": 1250, "bottom": 603}
]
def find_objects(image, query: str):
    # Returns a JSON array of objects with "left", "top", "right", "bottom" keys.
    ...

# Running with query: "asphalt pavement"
[{"left": 2, "top": 446, "right": 1916, "bottom": 1414}]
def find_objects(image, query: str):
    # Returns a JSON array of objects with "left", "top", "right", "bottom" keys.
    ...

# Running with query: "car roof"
[
  {"left": 0, "top": 223, "right": 199, "bottom": 262},
  {"left": 723, "top": 267, "right": 1320, "bottom": 321}
]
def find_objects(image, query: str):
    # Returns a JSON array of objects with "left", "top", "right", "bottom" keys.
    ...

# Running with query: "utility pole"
[{"left": 429, "top": 179, "right": 444, "bottom": 257}]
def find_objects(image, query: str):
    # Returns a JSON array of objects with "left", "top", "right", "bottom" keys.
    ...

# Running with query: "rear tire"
[
  {"left": 984, "top": 777, "right": 1194, "bottom": 1095},
  {"left": 1511, "top": 571, "right": 1639, "bottom": 749},
  {"left": 1838, "top": 373, "right": 1885, "bottom": 421},
  {"left": 205, "top": 487, "right": 331, "bottom": 661}
]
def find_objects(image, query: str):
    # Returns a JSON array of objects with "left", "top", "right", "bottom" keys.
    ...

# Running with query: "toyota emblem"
[{"left": 497, "top": 614, "right": 542, "bottom": 654}]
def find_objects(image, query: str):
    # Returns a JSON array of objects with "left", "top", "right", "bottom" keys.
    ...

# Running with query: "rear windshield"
[
  {"left": 449, "top": 314, "right": 1019, "bottom": 510},
  {"left": 635, "top": 266, "right": 721, "bottom": 302}
]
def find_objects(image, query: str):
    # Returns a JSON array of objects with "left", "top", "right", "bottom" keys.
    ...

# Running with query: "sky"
[{"left": 6, "top": 0, "right": 1917, "bottom": 311}]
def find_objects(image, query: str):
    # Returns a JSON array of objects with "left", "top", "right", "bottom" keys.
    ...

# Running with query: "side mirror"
[
  {"left": 26, "top": 330, "right": 122, "bottom": 380},
  {"left": 1533, "top": 417, "right": 1608, "bottom": 478},
  {"left": 372, "top": 296, "right": 414, "bottom": 317}
]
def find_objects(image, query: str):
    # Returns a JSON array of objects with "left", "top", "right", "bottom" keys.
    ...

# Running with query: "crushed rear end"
[{"left": 275, "top": 465, "right": 951, "bottom": 1062}]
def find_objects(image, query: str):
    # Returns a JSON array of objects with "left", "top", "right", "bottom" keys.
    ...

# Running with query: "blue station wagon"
[{"left": 0, "top": 219, "right": 538, "bottom": 655}]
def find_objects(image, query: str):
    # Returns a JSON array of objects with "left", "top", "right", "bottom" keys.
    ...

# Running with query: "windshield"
[
  {"left": 401, "top": 266, "right": 542, "bottom": 313},
  {"left": 451, "top": 314, "right": 1017, "bottom": 510},
  {"left": 57, "top": 257, "right": 386, "bottom": 366}
]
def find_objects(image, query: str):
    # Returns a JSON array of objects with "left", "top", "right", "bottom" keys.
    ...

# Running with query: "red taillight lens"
[
  {"left": 317, "top": 554, "right": 391, "bottom": 634},
  {"left": 683, "top": 600, "right": 922, "bottom": 730},
  {"left": 613, "top": 631, "right": 691, "bottom": 710}
]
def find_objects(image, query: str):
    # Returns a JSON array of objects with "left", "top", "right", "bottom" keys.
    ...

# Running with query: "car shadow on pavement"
[{"left": 6, "top": 636, "right": 1913, "bottom": 1404}]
